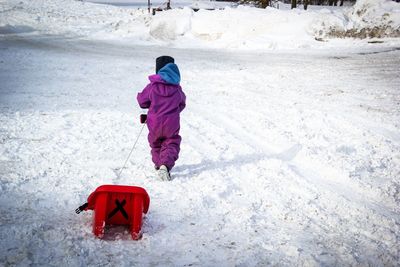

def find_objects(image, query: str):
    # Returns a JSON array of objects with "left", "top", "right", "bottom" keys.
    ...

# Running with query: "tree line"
[{"left": 236, "top": 0, "right": 357, "bottom": 9}]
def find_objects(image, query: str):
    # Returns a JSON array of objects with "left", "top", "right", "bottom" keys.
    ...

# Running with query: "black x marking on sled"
[{"left": 108, "top": 199, "right": 129, "bottom": 220}]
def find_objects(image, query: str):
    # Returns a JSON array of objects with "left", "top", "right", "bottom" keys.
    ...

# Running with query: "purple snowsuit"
[{"left": 137, "top": 63, "right": 186, "bottom": 171}]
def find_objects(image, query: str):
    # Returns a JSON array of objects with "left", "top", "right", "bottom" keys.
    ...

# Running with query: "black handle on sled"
[{"left": 75, "top": 203, "right": 88, "bottom": 214}]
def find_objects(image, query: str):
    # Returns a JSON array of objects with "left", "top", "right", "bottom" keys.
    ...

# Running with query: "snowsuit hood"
[
  {"left": 157, "top": 63, "right": 180, "bottom": 85},
  {"left": 147, "top": 63, "right": 181, "bottom": 97}
]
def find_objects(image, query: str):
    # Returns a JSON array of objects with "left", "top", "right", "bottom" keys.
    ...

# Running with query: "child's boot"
[{"left": 158, "top": 165, "right": 171, "bottom": 181}]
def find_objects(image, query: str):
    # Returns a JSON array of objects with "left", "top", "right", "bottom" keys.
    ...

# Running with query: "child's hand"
[{"left": 140, "top": 114, "right": 147, "bottom": 124}]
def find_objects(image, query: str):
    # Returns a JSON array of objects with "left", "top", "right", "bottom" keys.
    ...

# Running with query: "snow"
[
  {"left": 1, "top": 0, "right": 400, "bottom": 266},
  {"left": 1, "top": 0, "right": 400, "bottom": 49},
  {"left": 86, "top": 0, "right": 235, "bottom": 10}
]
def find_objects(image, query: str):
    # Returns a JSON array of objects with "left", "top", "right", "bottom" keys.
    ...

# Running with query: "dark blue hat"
[{"left": 156, "top": 56, "right": 175, "bottom": 73}]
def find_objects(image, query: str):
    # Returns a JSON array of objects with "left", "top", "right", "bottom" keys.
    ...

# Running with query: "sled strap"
[
  {"left": 75, "top": 203, "right": 88, "bottom": 214},
  {"left": 107, "top": 199, "right": 129, "bottom": 220}
]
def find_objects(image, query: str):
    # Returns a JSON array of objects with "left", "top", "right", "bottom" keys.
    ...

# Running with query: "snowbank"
[
  {"left": 0, "top": 0, "right": 151, "bottom": 38},
  {"left": 150, "top": 6, "right": 319, "bottom": 49},
  {"left": 1, "top": 0, "right": 399, "bottom": 48},
  {"left": 313, "top": 0, "right": 400, "bottom": 38}
]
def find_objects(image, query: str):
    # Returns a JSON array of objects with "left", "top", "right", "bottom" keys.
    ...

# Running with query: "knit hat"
[{"left": 156, "top": 56, "right": 175, "bottom": 73}]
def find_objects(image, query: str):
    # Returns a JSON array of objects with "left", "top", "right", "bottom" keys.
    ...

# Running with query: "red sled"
[{"left": 76, "top": 185, "right": 150, "bottom": 240}]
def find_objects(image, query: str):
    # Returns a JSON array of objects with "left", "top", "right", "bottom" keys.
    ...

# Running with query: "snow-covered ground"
[{"left": 1, "top": 0, "right": 400, "bottom": 266}]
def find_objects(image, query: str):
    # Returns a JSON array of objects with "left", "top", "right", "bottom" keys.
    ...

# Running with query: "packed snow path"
[{"left": 0, "top": 35, "right": 399, "bottom": 266}]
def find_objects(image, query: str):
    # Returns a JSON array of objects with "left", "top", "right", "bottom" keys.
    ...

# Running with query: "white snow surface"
[{"left": 1, "top": 0, "right": 400, "bottom": 266}]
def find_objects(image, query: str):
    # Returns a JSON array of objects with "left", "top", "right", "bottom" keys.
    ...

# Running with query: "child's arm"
[{"left": 137, "top": 84, "right": 151, "bottom": 109}]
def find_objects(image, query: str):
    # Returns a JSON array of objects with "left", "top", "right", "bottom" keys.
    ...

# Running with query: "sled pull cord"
[
  {"left": 76, "top": 120, "right": 146, "bottom": 215},
  {"left": 117, "top": 123, "right": 146, "bottom": 179}
]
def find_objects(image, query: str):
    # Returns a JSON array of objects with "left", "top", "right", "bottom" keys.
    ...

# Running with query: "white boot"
[{"left": 158, "top": 165, "right": 171, "bottom": 181}]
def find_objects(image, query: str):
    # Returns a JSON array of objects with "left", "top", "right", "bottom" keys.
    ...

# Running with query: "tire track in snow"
[
  {"left": 184, "top": 77, "right": 400, "bottom": 264},
  {"left": 195, "top": 109, "right": 398, "bottom": 264},
  {"left": 201, "top": 83, "right": 398, "bottom": 210}
]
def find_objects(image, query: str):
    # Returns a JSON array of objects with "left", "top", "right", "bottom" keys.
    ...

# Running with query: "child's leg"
[
  {"left": 148, "top": 133, "right": 163, "bottom": 168},
  {"left": 159, "top": 134, "right": 181, "bottom": 171}
]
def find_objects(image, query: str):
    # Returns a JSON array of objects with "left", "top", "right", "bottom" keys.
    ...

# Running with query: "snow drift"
[
  {"left": 314, "top": 0, "right": 400, "bottom": 38},
  {"left": 1, "top": 0, "right": 400, "bottom": 49}
]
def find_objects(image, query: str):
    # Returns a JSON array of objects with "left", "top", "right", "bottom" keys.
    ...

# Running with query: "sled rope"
[{"left": 117, "top": 123, "right": 146, "bottom": 179}]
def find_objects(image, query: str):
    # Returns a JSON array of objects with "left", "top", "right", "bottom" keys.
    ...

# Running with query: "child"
[{"left": 137, "top": 56, "right": 186, "bottom": 181}]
